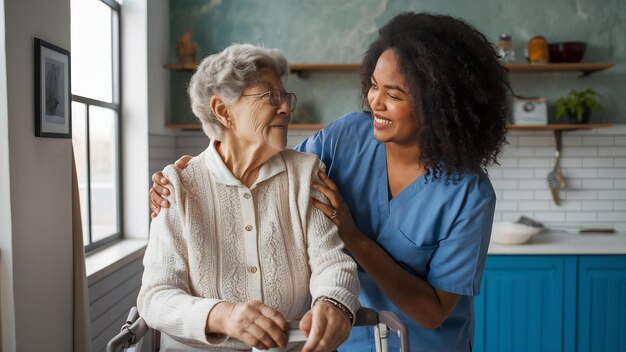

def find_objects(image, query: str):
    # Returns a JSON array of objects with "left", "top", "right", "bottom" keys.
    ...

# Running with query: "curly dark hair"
[{"left": 361, "top": 12, "right": 510, "bottom": 178}]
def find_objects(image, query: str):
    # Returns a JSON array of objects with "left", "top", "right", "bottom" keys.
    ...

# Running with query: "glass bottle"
[{"left": 497, "top": 34, "right": 516, "bottom": 64}]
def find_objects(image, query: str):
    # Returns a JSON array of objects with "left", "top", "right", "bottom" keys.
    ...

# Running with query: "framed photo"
[{"left": 34, "top": 38, "right": 71, "bottom": 138}]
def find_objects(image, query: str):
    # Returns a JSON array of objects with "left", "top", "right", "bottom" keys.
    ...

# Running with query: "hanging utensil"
[
  {"left": 554, "top": 130, "right": 566, "bottom": 188},
  {"left": 547, "top": 130, "right": 563, "bottom": 205}
]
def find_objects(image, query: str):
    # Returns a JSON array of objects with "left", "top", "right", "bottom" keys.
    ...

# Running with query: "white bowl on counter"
[{"left": 491, "top": 222, "right": 542, "bottom": 245}]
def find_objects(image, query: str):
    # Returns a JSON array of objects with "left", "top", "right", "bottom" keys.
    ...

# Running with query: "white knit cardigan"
[{"left": 138, "top": 141, "right": 360, "bottom": 351}]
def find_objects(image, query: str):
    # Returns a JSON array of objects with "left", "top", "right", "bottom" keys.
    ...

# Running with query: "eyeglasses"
[{"left": 241, "top": 89, "right": 297, "bottom": 113}]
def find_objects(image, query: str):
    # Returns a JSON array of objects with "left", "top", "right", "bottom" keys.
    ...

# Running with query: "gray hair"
[{"left": 188, "top": 43, "right": 289, "bottom": 139}]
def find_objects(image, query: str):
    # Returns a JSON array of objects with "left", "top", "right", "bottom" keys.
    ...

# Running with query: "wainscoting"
[{"left": 88, "top": 256, "right": 143, "bottom": 351}]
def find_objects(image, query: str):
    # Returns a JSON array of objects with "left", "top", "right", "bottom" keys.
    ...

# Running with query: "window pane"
[
  {"left": 72, "top": 102, "right": 90, "bottom": 245},
  {"left": 71, "top": 0, "right": 113, "bottom": 102},
  {"left": 89, "top": 106, "right": 119, "bottom": 242}
]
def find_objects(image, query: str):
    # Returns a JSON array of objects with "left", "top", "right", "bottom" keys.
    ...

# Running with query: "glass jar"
[
  {"left": 528, "top": 36, "right": 549, "bottom": 64},
  {"left": 497, "top": 34, "right": 516, "bottom": 64}
]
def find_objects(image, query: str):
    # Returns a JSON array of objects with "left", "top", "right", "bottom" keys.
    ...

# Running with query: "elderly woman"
[{"left": 137, "top": 44, "right": 359, "bottom": 352}]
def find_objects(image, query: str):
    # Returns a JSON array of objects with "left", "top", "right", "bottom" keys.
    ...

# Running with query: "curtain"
[{"left": 72, "top": 153, "right": 91, "bottom": 351}]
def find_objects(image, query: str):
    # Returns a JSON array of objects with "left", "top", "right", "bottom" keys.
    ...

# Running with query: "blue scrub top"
[{"left": 295, "top": 112, "right": 496, "bottom": 352}]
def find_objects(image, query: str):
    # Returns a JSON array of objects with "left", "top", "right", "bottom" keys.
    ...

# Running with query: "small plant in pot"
[{"left": 555, "top": 88, "right": 601, "bottom": 124}]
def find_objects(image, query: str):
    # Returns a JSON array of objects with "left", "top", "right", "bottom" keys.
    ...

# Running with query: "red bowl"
[{"left": 548, "top": 42, "right": 587, "bottom": 63}]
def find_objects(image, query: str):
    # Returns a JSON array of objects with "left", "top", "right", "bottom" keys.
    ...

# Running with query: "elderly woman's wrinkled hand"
[
  {"left": 209, "top": 301, "right": 289, "bottom": 350},
  {"left": 299, "top": 300, "right": 351, "bottom": 352},
  {"left": 149, "top": 155, "right": 193, "bottom": 218}
]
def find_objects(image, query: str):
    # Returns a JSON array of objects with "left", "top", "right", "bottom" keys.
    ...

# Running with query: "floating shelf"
[
  {"left": 165, "top": 123, "right": 326, "bottom": 131},
  {"left": 163, "top": 63, "right": 198, "bottom": 70},
  {"left": 165, "top": 123, "right": 612, "bottom": 131},
  {"left": 506, "top": 63, "right": 614, "bottom": 77},
  {"left": 508, "top": 123, "right": 612, "bottom": 131},
  {"left": 164, "top": 62, "right": 613, "bottom": 77}
]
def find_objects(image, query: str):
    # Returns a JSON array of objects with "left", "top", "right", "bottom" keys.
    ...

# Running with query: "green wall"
[{"left": 168, "top": 0, "right": 625, "bottom": 125}]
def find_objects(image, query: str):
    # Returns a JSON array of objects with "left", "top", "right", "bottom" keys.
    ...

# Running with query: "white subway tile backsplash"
[
  {"left": 502, "top": 190, "right": 534, "bottom": 200},
  {"left": 597, "top": 168, "right": 626, "bottom": 178},
  {"left": 583, "top": 136, "right": 614, "bottom": 146},
  {"left": 518, "top": 136, "right": 552, "bottom": 146},
  {"left": 582, "top": 179, "right": 614, "bottom": 189},
  {"left": 566, "top": 212, "right": 597, "bottom": 222},
  {"left": 562, "top": 190, "right": 598, "bottom": 200},
  {"left": 615, "top": 180, "right": 626, "bottom": 189},
  {"left": 492, "top": 179, "right": 518, "bottom": 190},
  {"left": 519, "top": 201, "right": 551, "bottom": 211},
  {"left": 503, "top": 168, "right": 534, "bottom": 178},
  {"left": 519, "top": 179, "right": 549, "bottom": 189},
  {"left": 598, "top": 125, "right": 626, "bottom": 134},
  {"left": 502, "top": 147, "right": 535, "bottom": 157},
  {"left": 535, "top": 147, "right": 557, "bottom": 157},
  {"left": 534, "top": 168, "right": 553, "bottom": 178},
  {"left": 597, "top": 212, "right": 626, "bottom": 222},
  {"left": 598, "top": 191, "right": 626, "bottom": 200},
  {"left": 564, "top": 179, "right": 583, "bottom": 189},
  {"left": 498, "top": 159, "right": 519, "bottom": 168},
  {"left": 564, "top": 147, "right": 598, "bottom": 157},
  {"left": 582, "top": 158, "right": 614, "bottom": 167},
  {"left": 149, "top": 128, "right": 626, "bottom": 231},
  {"left": 534, "top": 190, "right": 554, "bottom": 200},
  {"left": 518, "top": 158, "right": 551, "bottom": 168},
  {"left": 560, "top": 158, "right": 583, "bottom": 167},
  {"left": 582, "top": 201, "right": 615, "bottom": 211},
  {"left": 551, "top": 200, "right": 582, "bottom": 211},
  {"left": 533, "top": 212, "right": 567, "bottom": 222},
  {"left": 598, "top": 147, "right": 626, "bottom": 157},
  {"left": 563, "top": 168, "right": 598, "bottom": 178},
  {"left": 562, "top": 136, "right": 582, "bottom": 146}
]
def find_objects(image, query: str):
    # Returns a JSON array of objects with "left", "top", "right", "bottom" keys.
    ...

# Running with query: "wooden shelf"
[
  {"left": 508, "top": 123, "right": 611, "bottom": 131},
  {"left": 506, "top": 63, "right": 614, "bottom": 77},
  {"left": 164, "top": 62, "right": 613, "bottom": 77},
  {"left": 163, "top": 63, "right": 198, "bottom": 70},
  {"left": 166, "top": 123, "right": 612, "bottom": 131},
  {"left": 289, "top": 64, "right": 360, "bottom": 73},
  {"left": 165, "top": 123, "right": 326, "bottom": 131}
]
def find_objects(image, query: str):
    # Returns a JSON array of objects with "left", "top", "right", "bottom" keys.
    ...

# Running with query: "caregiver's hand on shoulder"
[
  {"left": 149, "top": 155, "right": 193, "bottom": 218},
  {"left": 311, "top": 170, "right": 360, "bottom": 246},
  {"left": 299, "top": 299, "right": 351, "bottom": 352},
  {"left": 207, "top": 301, "right": 289, "bottom": 350}
]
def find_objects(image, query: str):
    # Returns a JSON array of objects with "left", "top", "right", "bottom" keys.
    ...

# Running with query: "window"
[{"left": 71, "top": 0, "right": 121, "bottom": 251}]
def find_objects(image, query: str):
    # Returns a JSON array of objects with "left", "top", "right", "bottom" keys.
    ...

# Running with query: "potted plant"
[{"left": 555, "top": 88, "right": 601, "bottom": 124}]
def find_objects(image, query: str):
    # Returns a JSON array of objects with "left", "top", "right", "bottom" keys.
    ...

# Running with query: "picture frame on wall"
[{"left": 34, "top": 38, "right": 71, "bottom": 138}]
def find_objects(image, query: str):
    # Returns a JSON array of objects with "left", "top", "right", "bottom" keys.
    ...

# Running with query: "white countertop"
[{"left": 488, "top": 231, "right": 626, "bottom": 255}]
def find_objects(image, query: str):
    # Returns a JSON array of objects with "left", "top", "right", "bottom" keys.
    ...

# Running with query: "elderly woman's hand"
[
  {"left": 207, "top": 300, "right": 289, "bottom": 350},
  {"left": 149, "top": 155, "right": 193, "bottom": 218},
  {"left": 299, "top": 300, "right": 351, "bottom": 352}
]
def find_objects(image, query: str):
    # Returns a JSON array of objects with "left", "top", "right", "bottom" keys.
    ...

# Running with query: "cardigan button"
[
  {"left": 245, "top": 225, "right": 253, "bottom": 231},
  {"left": 243, "top": 193, "right": 251, "bottom": 199},
  {"left": 248, "top": 266, "right": 257, "bottom": 273}
]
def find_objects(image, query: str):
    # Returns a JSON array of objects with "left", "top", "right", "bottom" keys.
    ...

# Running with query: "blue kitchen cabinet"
[
  {"left": 474, "top": 256, "right": 567, "bottom": 352},
  {"left": 475, "top": 255, "right": 626, "bottom": 352},
  {"left": 577, "top": 255, "right": 626, "bottom": 352}
]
